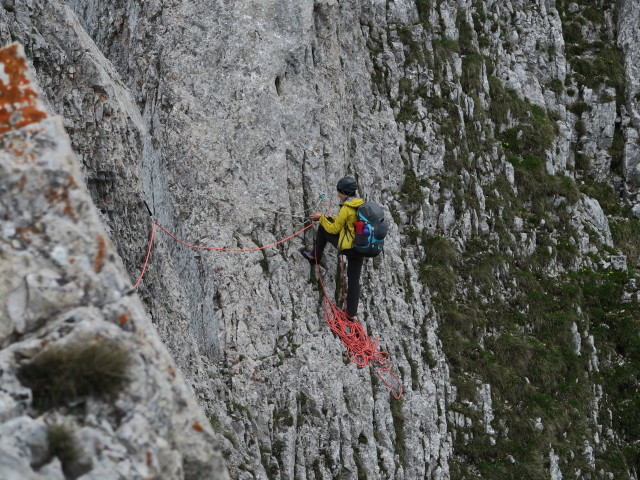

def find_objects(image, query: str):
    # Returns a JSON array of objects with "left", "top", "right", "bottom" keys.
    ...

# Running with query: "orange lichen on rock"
[
  {"left": 16, "top": 226, "right": 40, "bottom": 244},
  {"left": 94, "top": 235, "right": 106, "bottom": 273},
  {"left": 0, "top": 43, "right": 47, "bottom": 133},
  {"left": 192, "top": 421, "right": 205, "bottom": 432},
  {"left": 43, "top": 176, "right": 77, "bottom": 219}
]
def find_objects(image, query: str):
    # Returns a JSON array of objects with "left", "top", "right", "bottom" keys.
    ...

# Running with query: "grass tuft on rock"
[
  {"left": 46, "top": 424, "right": 90, "bottom": 478},
  {"left": 18, "top": 340, "right": 131, "bottom": 410}
]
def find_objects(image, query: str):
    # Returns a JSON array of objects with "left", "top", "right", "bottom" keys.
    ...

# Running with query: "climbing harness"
[{"left": 314, "top": 249, "right": 403, "bottom": 399}]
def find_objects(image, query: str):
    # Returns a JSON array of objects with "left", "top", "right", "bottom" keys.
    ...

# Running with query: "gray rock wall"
[
  {"left": 62, "top": 1, "right": 452, "bottom": 477},
  {"left": 0, "top": 43, "right": 229, "bottom": 479},
  {"left": 619, "top": 0, "right": 640, "bottom": 195},
  {"left": 2, "top": 0, "right": 639, "bottom": 479},
  {"left": 1, "top": 0, "right": 207, "bottom": 378}
]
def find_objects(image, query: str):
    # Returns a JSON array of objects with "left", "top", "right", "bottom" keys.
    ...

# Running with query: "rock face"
[
  {"left": 0, "top": 43, "right": 229, "bottom": 480},
  {"left": 1, "top": 0, "right": 640, "bottom": 479}
]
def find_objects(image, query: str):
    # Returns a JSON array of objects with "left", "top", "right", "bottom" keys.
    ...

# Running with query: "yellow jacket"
[{"left": 319, "top": 198, "right": 365, "bottom": 250}]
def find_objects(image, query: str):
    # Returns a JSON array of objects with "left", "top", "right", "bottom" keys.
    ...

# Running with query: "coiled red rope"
[
  {"left": 132, "top": 219, "right": 402, "bottom": 398},
  {"left": 315, "top": 253, "right": 403, "bottom": 399}
]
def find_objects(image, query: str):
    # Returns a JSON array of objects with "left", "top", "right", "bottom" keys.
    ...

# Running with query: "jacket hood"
[{"left": 343, "top": 198, "right": 365, "bottom": 208}]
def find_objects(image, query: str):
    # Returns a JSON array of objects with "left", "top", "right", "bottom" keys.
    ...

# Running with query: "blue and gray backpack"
[{"left": 352, "top": 202, "right": 388, "bottom": 257}]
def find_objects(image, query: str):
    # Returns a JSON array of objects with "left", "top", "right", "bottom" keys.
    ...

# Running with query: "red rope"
[
  {"left": 132, "top": 221, "right": 157, "bottom": 290},
  {"left": 132, "top": 219, "right": 402, "bottom": 398},
  {"left": 315, "top": 251, "right": 403, "bottom": 399},
  {"left": 132, "top": 220, "right": 314, "bottom": 289}
]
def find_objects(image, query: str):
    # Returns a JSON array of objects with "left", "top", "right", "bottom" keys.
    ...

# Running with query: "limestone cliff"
[
  {"left": 0, "top": 43, "right": 229, "bottom": 479},
  {"left": 1, "top": 0, "right": 639, "bottom": 479}
]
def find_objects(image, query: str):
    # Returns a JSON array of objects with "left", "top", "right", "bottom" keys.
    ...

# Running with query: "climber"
[{"left": 300, "top": 176, "right": 366, "bottom": 320}]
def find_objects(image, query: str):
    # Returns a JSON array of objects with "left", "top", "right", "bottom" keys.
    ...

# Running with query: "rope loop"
[{"left": 316, "top": 254, "right": 403, "bottom": 399}]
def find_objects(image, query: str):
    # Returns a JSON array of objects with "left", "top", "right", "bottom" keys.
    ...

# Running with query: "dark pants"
[{"left": 314, "top": 225, "right": 365, "bottom": 317}]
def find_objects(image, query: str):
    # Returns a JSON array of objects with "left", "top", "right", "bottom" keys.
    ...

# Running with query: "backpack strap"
[{"left": 341, "top": 204, "right": 359, "bottom": 246}]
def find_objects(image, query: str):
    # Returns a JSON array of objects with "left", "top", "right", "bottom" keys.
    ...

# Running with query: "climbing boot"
[
  {"left": 299, "top": 248, "right": 318, "bottom": 265},
  {"left": 344, "top": 311, "right": 358, "bottom": 322}
]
